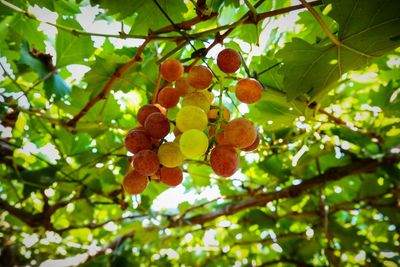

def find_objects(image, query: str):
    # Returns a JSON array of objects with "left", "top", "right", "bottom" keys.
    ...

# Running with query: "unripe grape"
[
  {"left": 175, "top": 77, "right": 194, "bottom": 97},
  {"left": 123, "top": 170, "right": 148, "bottom": 194},
  {"left": 182, "top": 92, "right": 210, "bottom": 113},
  {"left": 137, "top": 104, "right": 161, "bottom": 125},
  {"left": 224, "top": 118, "right": 257, "bottom": 148},
  {"left": 217, "top": 48, "right": 241, "bottom": 73},
  {"left": 188, "top": 65, "right": 213, "bottom": 89},
  {"left": 132, "top": 149, "right": 160, "bottom": 176},
  {"left": 144, "top": 113, "right": 170, "bottom": 139},
  {"left": 241, "top": 134, "right": 260, "bottom": 152},
  {"left": 180, "top": 129, "right": 209, "bottom": 159},
  {"left": 235, "top": 78, "right": 263, "bottom": 104},
  {"left": 158, "top": 142, "right": 184, "bottom": 168},
  {"left": 176, "top": 106, "right": 208, "bottom": 132},
  {"left": 210, "top": 145, "right": 239, "bottom": 177},
  {"left": 124, "top": 128, "right": 152, "bottom": 154},
  {"left": 160, "top": 166, "right": 183, "bottom": 186},
  {"left": 200, "top": 89, "right": 214, "bottom": 104},
  {"left": 158, "top": 86, "right": 179, "bottom": 109},
  {"left": 160, "top": 58, "right": 184, "bottom": 82}
]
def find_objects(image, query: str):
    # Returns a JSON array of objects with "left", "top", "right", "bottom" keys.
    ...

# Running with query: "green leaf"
[
  {"left": 10, "top": 14, "right": 46, "bottom": 51},
  {"left": 188, "top": 163, "right": 212, "bottom": 187},
  {"left": 55, "top": 18, "right": 95, "bottom": 68},
  {"left": 277, "top": 0, "right": 400, "bottom": 101},
  {"left": 238, "top": 209, "right": 276, "bottom": 228},
  {"left": 44, "top": 74, "right": 70, "bottom": 100},
  {"left": 20, "top": 42, "right": 48, "bottom": 78}
]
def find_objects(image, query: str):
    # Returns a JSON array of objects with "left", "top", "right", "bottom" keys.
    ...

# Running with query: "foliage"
[{"left": 0, "top": 0, "right": 399, "bottom": 266}]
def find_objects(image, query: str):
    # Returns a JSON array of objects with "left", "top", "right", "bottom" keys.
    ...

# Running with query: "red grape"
[
  {"left": 123, "top": 170, "right": 148, "bottom": 194},
  {"left": 241, "top": 134, "right": 260, "bottom": 152},
  {"left": 137, "top": 104, "right": 161, "bottom": 125},
  {"left": 160, "top": 166, "right": 183, "bottom": 186},
  {"left": 210, "top": 145, "right": 239, "bottom": 177},
  {"left": 144, "top": 113, "right": 170, "bottom": 139},
  {"left": 160, "top": 58, "right": 184, "bottom": 82},
  {"left": 224, "top": 118, "right": 257, "bottom": 148},
  {"left": 187, "top": 65, "right": 213, "bottom": 89},
  {"left": 132, "top": 149, "right": 160, "bottom": 176},
  {"left": 158, "top": 86, "right": 179, "bottom": 109},
  {"left": 235, "top": 78, "right": 263, "bottom": 104},
  {"left": 124, "top": 128, "right": 152, "bottom": 154},
  {"left": 217, "top": 48, "right": 241, "bottom": 73}
]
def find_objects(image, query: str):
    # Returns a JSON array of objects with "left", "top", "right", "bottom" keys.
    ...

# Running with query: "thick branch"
[{"left": 169, "top": 154, "right": 399, "bottom": 227}]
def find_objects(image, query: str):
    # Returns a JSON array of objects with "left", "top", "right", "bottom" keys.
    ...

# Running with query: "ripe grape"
[
  {"left": 158, "top": 142, "right": 184, "bottom": 168},
  {"left": 124, "top": 128, "right": 152, "bottom": 154},
  {"left": 158, "top": 86, "right": 179, "bottom": 109},
  {"left": 241, "top": 134, "right": 260, "bottom": 152},
  {"left": 160, "top": 166, "right": 183, "bottom": 186},
  {"left": 209, "top": 125, "right": 228, "bottom": 144},
  {"left": 235, "top": 78, "right": 263, "bottom": 104},
  {"left": 132, "top": 149, "right": 160, "bottom": 176},
  {"left": 137, "top": 104, "right": 161, "bottom": 125},
  {"left": 160, "top": 58, "right": 184, "bottom": 82},
  {"left": 175, "top": 77, "right": 194, "bottom": 97},
  {"left": 224, "top": 118, "right": 257, "bottom": 148},
  {"left": 182, "top": 92, "right": 211, "bottom": 113},
  {"left": 217, "top": 48, "right": 241, "bottom": 73},
  {"left": 188, "top": 65, "right": 213, "bottom": 89},
  {"left": 144, "top": 113, "right": 170, "bottom": 139},
  {"left": 123, "top": 170, "right": 148, "bottom": 194},
  {"left": 176, "top": 106, "right": 208, "bottom": 132},
  {"left": 208, "top": 105, "right": 230, "bottom": 121},
  {"left": 210, "top": 145, "right": 239, "bottom": 177},
  {"left": 180, "top": 129, "right": 209, "bottom": 159}
]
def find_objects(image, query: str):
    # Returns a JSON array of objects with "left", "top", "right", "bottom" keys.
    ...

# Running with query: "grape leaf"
[
  {"left": 276, "top": 0, "right": 400, "bottom": 101},
  {"left": 55, "top": 18, "right": 95, "bottom": 68}
]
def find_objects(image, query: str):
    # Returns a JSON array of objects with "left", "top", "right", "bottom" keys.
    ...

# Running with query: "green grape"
[
  {"left": 182, "top": 92, "right": 211, "bottom": 113},
  {"left": 179, "top": 129, "right": 209, "bottom": 159},
  {"left": 158, "top": 142, "right": 184, "bottom": 168},
  {"left": 176, "top": 106, "right": 208, "bottom": 132}
]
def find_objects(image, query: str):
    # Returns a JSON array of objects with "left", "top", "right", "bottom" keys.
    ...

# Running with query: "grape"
[
  {"left": 124, "top": 128, "right": 152, "bottom": 154},
  {"left": 187, "top": 65, "right": 213, "bottom": 89},
  {"left": 235, "top": 78, "right": 263, "bottom": 104},
  {"left": 224, "top": 118, "right": 257, "bottom": 148},
  {"left": 137, "top": 104, "right": 161, "bottom": 125},
  {"left": 210, "top": 145, "right": 239, "bottom": 177},
  {"left": 132, "top": 149, "right": 160, "bottom": 176},
  {"left": 241, "top": 134, "right": 260, "bottom": 152},
  {"left": 158, "top": 142, "right": 184, "bottom": 168},
  {"left": 182, "top": 92, "right": 211, "bottom": 113},
  {"left": 208, "top": 105, "right": 230, "bottom": 122},
  {"left": 144, "top": 113, "right": 170, "bottom": 139},
  {"left": 180, "top": 129, "right": 209, "bottom": 159},
  {"left": 123, "top": 170, "right": 148, "bottom": 194},
  {"left": 217, "top": 48, "right": 241, "bottom": 73},
  {"left": 176, "top": 106, "right": 208, "bottom": 132},
  {"left": 209, "top": 124, "right": 228, "bottom": 144},
  {"left": 175, "top": 77, "right": 194, "bottom": 97},
  {"left": 158, "top": 86, "right": 179, "bottom": 109},
  {"left": 160, "top": 58, "right": 184, "bottom": 82},
  {"left": 160, "top": 166, "right": 183, "bottom": 186},
  {"left": 200, "top": 89, "right": 214, "bottom": 104},
  {"left": 154, "top": 104, "right": 167, "bottom": 116}
]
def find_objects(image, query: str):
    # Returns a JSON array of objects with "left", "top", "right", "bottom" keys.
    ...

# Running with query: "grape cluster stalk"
[{"left": 123, "top": 48, "right": 263, "bottom": 194}]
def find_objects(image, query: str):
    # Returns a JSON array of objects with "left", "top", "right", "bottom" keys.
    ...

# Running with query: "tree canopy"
[{"left": 0, "top": 0, "right": 399, "bottom": 266}]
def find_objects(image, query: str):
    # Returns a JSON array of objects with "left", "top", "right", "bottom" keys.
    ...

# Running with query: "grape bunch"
[{"left": 123, "top": 48, "right": 263, "bottom": 194}]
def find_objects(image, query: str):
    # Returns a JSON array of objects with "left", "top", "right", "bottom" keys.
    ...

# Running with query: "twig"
[{"left": 66, "top": 38, "right": 151, "bottom": 127}]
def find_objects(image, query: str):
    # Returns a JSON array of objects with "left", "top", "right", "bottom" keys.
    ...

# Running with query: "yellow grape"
[
  {"left": 176, "top": 106, "right": 208, "bottom": 132},
  {"left": 158, "top": 142, "right": 184, "bottom": 168},
  {"left": 182, "top": 92, "right": 211, "bottom": 113},
  {"left": 180, "top": 129, "right": 209, "bottom": 159}
]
